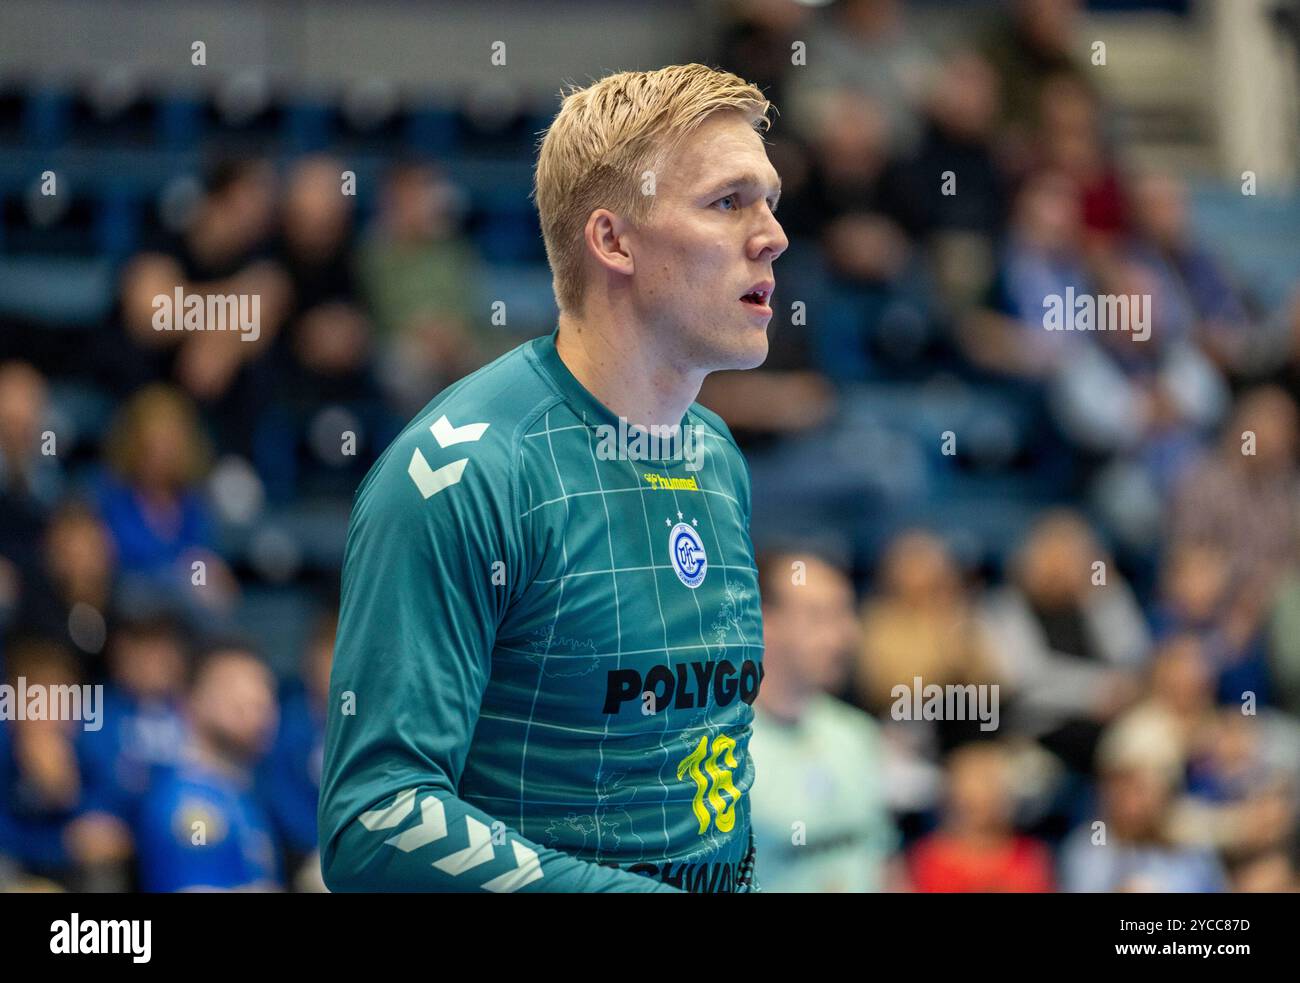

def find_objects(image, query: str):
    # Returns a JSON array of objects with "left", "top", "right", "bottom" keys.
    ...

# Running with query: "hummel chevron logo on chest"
[{"left": 407, "top": 415, "right": 491, "bottom": 499}]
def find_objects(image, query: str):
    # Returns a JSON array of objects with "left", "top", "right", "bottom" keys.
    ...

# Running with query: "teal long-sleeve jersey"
[{"left": 318, "top": 329, "right": 764, "bottom": 892}]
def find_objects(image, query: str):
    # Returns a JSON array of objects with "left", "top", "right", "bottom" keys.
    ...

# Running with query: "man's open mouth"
[{"left": 740, "top": 282, "right": 773, "bottom": 308}]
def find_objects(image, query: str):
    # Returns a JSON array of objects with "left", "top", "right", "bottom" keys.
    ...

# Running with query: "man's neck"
[
  {"left": 555, "top": 310, "right": 705, "bottom": 429},
  {"left": 187, "top": 735, "right": 248, "bottom": 782}
]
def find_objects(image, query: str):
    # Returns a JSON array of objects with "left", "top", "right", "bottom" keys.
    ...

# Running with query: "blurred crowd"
[
  {"left": 0, "top": 147, "right": 516, "bottom": 888},
  {"left": 1, "top": 0, "right": 1299, "bottom": 891},
  {"left": 732, "top": 0, "right": 1300, "bottom": 893}
]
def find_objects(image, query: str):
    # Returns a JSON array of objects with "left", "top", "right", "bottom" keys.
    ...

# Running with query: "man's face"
[
  {"left": 113, "top": 631, "right": 186, "bottom": 701},
  {"left": 1104, "top": 767, "right": 1170, "bottom": 840},
  {"left": 623, "top": 111, "right": 788, "bottom": 373},
  {"left": 192, "top": 653, "right": 278, "bottom": 763},
  {"left": 762, "top": 557, "right": 860, "bottom": 693}
]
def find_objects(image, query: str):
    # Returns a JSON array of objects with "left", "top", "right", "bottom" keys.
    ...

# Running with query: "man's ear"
[{"left": 584, "top": 208, "right": 635, "bottom": 279}]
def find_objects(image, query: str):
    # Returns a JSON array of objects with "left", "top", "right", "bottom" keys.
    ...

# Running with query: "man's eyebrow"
[{"left": 701, "top": 172, "right": 782, "bottom": 200}]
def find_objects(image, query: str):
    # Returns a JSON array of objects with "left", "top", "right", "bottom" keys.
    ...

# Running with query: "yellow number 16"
[{"left": 676, "top": 733, "right": 741, "bottom": 835}]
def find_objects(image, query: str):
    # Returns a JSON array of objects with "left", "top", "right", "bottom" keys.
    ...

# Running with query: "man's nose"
[{"left": 750, "top": 202, "right": 788, "bottom": 262}]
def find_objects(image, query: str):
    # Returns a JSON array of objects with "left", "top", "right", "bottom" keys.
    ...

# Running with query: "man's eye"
[{"left": 714, "top": 193, "right": 739, "bottom": 211}]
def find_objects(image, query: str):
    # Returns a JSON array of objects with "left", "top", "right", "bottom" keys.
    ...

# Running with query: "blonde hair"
[
  {"left": 105, "top": 383, "right": 212, "bottom": 487},
  {"left": 533, "top": 64, "right": 772, "bottom": 314}
]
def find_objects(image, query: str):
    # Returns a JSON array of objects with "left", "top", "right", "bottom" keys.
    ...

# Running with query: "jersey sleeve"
[{"left": 318, "top": 419, "right": 676, "bottom": 892}]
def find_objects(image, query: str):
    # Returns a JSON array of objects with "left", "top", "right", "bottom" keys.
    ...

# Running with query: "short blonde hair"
[{"left": 533, "top": 64, "right": 772, "bottom": 314}]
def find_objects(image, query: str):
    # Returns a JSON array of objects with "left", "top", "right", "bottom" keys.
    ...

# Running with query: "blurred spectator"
[
  {"left": 908, "top": 50, "right": 1008, "bottom": 241},
  {"left": 1168, "top": 387, "right": 1297, "bottom": 706},
  {"left": 274, "top": 155, "right": 372, "bottom": 395},
  {"left": 1050, "top": 257, "right": 1229, "bottom": 483},
  {"left": 1153, "top": 542, "right": 1273, "bottom": 706},
  {"left": 255, "top": 156, "right": 388, "bottom": 501},
  {"left": 1119, "top": 634, "right": 1217, "bottom": 767},
  {"left": 79, "top": 616, "right": 188, "bottom": 829},
  {"left": 135, "top": 644, "right": 279, "bottom": 892},
  {"left": 0, "top": 362, "right": 61, "bottom": 582},
  {"left": 855, "top": 530, "right": 1002, "bottom": 753},
  {"left": 902, "top": 50, "right": 1008, "bottom": 315},
  {"left": 784, "top": 0, "right": 935, "bottom": 153},
  {"left": 257, "top": 609, "right": 335, "bottom": 892},
  {"left": 748, "top": 550, "right": 898, "bottom": 892},
  {"left": 780, "top": 90, "right": 919, "bottom": 272},
  {"left": 1172, "top": 708, "right": 1299, "bottom": 865},
  {"left": 1127, "top": 172, "right": 1257, "bottom": 374},
  {"left": 715, "top": 0, "right": 814, "bottom": 114},
  {"left": 979, "top": 0, "right": 1090, "bottom": 172},
  {"left": 982, "top": 510, "right": 1150, "bottom": 776},
  {"left": 356, "top": 161, "right": 486, "bottom": 412},
  {"left": 961, "top": 170, "right": 1091, "bottom": 378},
  {"left": 96, "top": 384, "right": 237, "bottom": 618},
  {"left": 909, "top": 742, "right": 1054, "bottom": 892},
  {"left": 777, "top": 90, "right": 930, "bottom": 380},
  {"left": 7, "top": 502, "right": 116, "bottom": 665},
  {"left": 1170, "top": 385, "right": 1300, "bottom": 597},
  {"left": 0, "top": 638, "right": 132, "bottom": 891},
  {"left": 1035, "top": 72, "right": 1129, "bottom": 250},
  {"left": 1059, "top": 712, "right": 1227, "bottom": 892},
  {"left": 116, "top": 157, "right": 291, "bottom": 456}
]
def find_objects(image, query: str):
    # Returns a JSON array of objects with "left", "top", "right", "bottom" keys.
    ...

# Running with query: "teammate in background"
[
  {"left": 320, "top": 64, "right": 788, "bottom": 892},
  {"left": 747, "top": 549, "right": 899, "bottom": 892},
  {"left": 137, "top": 645, "right": 280, "bottom": 891}
]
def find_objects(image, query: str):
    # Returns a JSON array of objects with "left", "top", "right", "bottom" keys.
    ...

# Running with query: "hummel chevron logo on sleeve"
[
  {"left": 407, "top": 453, "right": 468, "bottom": 499},
  {"left": 430, "top": 415, "right": 490, "bottom": 447},
  {"left": 356, "top": 789, "right": 544, "bottom": 891},
  {"left": 407, "top": 415, "right": 490, "bottom": 499},
  {"left": 358, "top": 787, "right": 416, "bottom": 829},
  {"left": 481, "top": 841, "right": 543, "bottom": 892},
  {"left": 434, "top": 816, "right": 493, "bottom": 875},
  {"left": 384, "top": 797, "right": 448, "bottom": 852}
]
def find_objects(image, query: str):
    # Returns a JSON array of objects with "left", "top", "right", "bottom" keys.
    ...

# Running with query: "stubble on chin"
[
  {"left": 671, "top": 316, "right": 770, "bottom": 374},
  {"left": 720, "top": 327, "right": 770, "bottom": 372}
]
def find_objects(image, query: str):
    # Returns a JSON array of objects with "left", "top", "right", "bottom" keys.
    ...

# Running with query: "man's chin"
[
  {"left": 732, "top": 350, "right": 768, "bottom": 371},
  {"left": 716, "top": 330, "right": 769, "bottom": 371}
]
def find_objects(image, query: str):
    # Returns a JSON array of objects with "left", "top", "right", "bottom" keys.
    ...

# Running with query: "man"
[
  {"left": 747, "top": 549, "right": 898, "bottom": 892},
  {"left": 136, "top": 645, "right": 280, "bottom": 891},
  {"left": 79, "top": 615, "right": 188, "bottom": 824},
  {"left": 318, "top": 64, "right": 788, "bottom": 892},
  {"left": 908, "top": 742, "right": 1053, "bottom": 893},
  {"left": 0, "top": 638, "right": 133, "bottom": 891},
  {"left": 1058, "top": 712, "right": 1226, "bottom": 893}
]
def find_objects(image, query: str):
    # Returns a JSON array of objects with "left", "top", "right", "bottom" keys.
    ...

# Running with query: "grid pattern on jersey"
[{"left": 458, "top": 397, "right": 762, "bottom": 868}]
